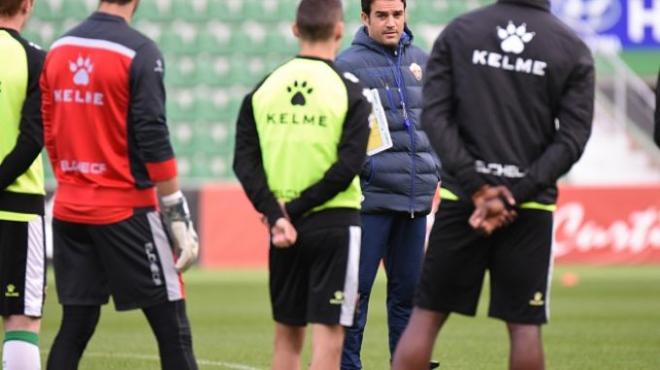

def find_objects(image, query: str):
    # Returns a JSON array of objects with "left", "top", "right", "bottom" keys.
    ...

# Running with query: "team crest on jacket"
[
  {"left": 497, "top": 21, "right": 535, "bottom": 54},
  {"left": 471, "top": 20, "right": 547, "bottom": 77},
  {"left": 54, "top": 55, "right": 105, "bottom": 106},
  {"left": 69, "top": 56, "right": 94, "bottom": 86},
  {"left": 409, "top": 63, "right": 423, "bottom": 81}
]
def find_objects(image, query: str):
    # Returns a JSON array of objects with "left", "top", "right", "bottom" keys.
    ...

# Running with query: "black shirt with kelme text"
[{"left": 423, "top": 0, "right": 595, "bottom": 205}]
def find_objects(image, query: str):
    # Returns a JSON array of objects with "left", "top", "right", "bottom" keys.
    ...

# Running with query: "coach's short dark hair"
[
  {"left": 361, "top": 0, "right": 407, "bottom": 15},
  {"left": 0, "top": 0, "right": 27, "bottom": 17},
  {"left": 100, "top": 0, "right": 133, "bottom": 5},
  {"left": 296, "top": 0, "right": 343, "bottom": 42}
]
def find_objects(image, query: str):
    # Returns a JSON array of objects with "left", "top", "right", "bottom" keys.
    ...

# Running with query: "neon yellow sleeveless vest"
[
  {"left": 0, "top": 30, "right": 45, "bottom": 221},
  {"left": 252, "top": 58, "right": 361, "bottom": 214}
]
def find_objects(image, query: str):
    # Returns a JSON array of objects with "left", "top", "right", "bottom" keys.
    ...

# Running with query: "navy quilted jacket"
[{"left": 336, "top": 26, "right": 440, "bottom": 215}]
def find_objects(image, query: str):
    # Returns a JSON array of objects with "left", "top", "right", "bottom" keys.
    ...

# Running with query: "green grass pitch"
[{"left": 26, "top": 266, "right": 660, "bottom": 369}]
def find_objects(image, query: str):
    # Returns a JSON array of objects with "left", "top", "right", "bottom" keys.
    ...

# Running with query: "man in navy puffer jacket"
[{"left": 336, "top": 1, "right": 440, "bottom": 369}]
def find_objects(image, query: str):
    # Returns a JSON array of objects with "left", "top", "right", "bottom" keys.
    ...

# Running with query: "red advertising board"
[
  {"left": 199, "top": 183, "right": 269, "bottom": 268},
  {"left": 553, "top": 186, "right": 660, "bottom": 264},
  {"left": 200, "top": 185, "right": 660, "bottom": 267}
]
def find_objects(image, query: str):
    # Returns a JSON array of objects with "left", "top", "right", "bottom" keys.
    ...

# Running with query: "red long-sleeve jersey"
[{"left": 41, "top": 12, "right": 177, "bottom": 224}]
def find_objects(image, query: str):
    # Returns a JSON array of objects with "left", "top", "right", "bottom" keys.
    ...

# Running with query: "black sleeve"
[
  {"left": 233, "top": 92, "right": 285, "bottom": 226},
  {"left": 0, "top": 44, "right": 45, "bottom": 190},
  {"left": 654, "top": 70, "right": 659, "bottom": 148},
  {"left": 129, "top": 41, "right": 174, "bottom": 164},
  {"left": 421, "top": 26, "right": 486, "bottom": 197},
  {"left": 285, "top": 75, "right": 371, "bottom": 220},
  {"left": 511, "top": 47, "right": 595, "bottom": 203}
]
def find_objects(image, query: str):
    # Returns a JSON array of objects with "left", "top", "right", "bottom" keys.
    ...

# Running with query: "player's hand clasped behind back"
[
  {"left": 469, "top": 185, "right": 517, "bottom": 235},
  {"left": 271, "top": 202, "right": 297, "bottom": 248}
]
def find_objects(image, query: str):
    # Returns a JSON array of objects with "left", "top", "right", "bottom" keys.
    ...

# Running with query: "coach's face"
[{"left": 362, "top": 0, "right": 405, "bottom": 48}]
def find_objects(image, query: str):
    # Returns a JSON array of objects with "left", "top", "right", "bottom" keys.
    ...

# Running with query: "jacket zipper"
[{"left": 394, "top": 46, "right": 416, "bottom": 219}]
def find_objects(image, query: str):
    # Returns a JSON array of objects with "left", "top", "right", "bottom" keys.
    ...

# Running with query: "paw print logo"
[
  {"left": 69, "top": 56, "right": 94, "bottom": 86},
  {"left": 497, "top": 21, "right": 535, "bottom": 54},
  {"left": 287, "top": 80, "right": 313, "bottom": 106}
]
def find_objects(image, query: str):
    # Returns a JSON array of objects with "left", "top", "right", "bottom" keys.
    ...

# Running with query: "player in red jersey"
[{"left": 41, "top": 1, "right": 199, "bottom": 369}]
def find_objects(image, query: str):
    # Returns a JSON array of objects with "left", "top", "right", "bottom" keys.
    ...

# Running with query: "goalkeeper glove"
[{"left": 161, "top": 191, "right": 199, "bottom": 272}]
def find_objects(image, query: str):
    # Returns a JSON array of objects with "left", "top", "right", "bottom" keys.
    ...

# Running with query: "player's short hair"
[
  {"left": 100, "top": 0, "right": 133, "bottom": 4},
  {"left": 0, "top": 0, "right": 28, "bottom": 17},
  {"left": 296, "top": 0, "right": 343, "bottom": 42},
  {"left": 361, "top": 0, "right": 407, "bottom": 15}
]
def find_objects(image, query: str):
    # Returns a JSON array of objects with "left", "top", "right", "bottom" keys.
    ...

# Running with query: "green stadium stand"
[
  {"left": 193, "top": 55, "right": 229, "bottom": 86},
  {"left": 135, "top": 0, "right": 175, "bottom": 21},
  {"left": 160, "top": 23, "right": 199, "bottom": 54},
  {"left": 343, "top": 0, "right": 362, "bottom": 18},
  {"left": 22, "top": 19, "right": 61, "bottom": 47},
  {"left": 172, "top": 0, "right": 210, "bottom": 22},
  {"left": 197, "top": 21, "right": 233, "bottom": 54},
  {"left": 244, "top": 0, "right": 280, "bottom": 22},
  {"left": 166, "top": 55, "right": 200, "bottom": 87},
  {"left": 26, "top": 0, "right": 660, "bottom": 183},
  {"left": 207, "top": 0, "right": 245, "bottom": 22},
  {"left": 61, "top": 0, "right": 95, "bottom": 19},
  {"left": 33, "top": 0, "right": 65, "bottom": 20},
  {"left": 167, "top": 88, "right": 198, "bottom": 121}
]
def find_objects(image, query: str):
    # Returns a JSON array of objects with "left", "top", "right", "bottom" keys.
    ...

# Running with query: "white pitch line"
[{"left": 42, "top": 351, "right": 262, "bottom": 370}]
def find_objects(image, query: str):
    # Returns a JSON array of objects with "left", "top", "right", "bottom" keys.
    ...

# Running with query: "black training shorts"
[
  {"left": 270, "top": 226, "right": 360, "bottom": 327},
  {"left": 417, "top": 200, "right": 554, "bottom": 324},
  {"left": 0, "top": 217, "right": 46, "bottom": 317},
  {"left": 53, "top": 209, "right": 184, "bottom": 311}
]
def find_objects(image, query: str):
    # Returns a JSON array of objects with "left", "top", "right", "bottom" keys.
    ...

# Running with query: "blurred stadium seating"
[{"left": 26, "top": 0, "right": 659, "bottom": 184}]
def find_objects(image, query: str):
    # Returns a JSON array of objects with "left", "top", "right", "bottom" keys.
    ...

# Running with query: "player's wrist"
[
  {"left": 498, "top": 193, "right": 516, "bottom": 212},
  {"left": 471, "top": 185, "right": 491, "bottom": 206},
  {"left": 161, "top": 191, "right": 199, "bottom": 272},
  {"left": 161, "top": 191, "right": 191, "bottom": 222},
  {"left": 161, "top": 190, "right": 183, "bottom": 206},
  {"left": 283, "top": 200, "right": 303, "bottom": 221}
]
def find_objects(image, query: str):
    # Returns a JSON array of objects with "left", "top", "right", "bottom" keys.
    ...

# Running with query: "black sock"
[
  {"left": 46, "top": 305, "right": 101, "bottom": 370},
  {"left": 143, "top": 300, "right": 198, "bottom": 370}
]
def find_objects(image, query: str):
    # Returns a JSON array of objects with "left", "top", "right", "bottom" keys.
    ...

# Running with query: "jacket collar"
[
  {"left": 497, "top": 0, "right": 550, "bottom": 11},
  {"left": 295, "top": 55, "right": 334, "bottom": 65},
  {"left": 352, "top": 24, "right": 414, "bottom": 56},
  {"left": 0, "top": 27, "right": 20, "bottom": 37},
  {"left": 89, "top": 11, "right": 128, "bottom": 24}
]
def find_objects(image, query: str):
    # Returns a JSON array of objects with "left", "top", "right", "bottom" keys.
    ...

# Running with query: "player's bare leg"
[
  {"left": 272, "top": 323, "right": 305, "bottom": 370},
  {"left": 309, "top": 324, "right": 343, "bottom": 370},
  {"left": 507, "top": 323, "right": 545, "bottom": 370},
  {"left": 3, "top": 315, "right": 40, "bottom": 333},
  {"left": 391, "top": 308, "right": 447, "bottom": 370}
]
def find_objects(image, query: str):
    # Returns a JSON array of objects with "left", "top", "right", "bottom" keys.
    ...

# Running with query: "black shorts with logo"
[
  {"left": 53, "top": 209, "right": 184, "bottom": 311},
  {"left": 270, "top": 225, "right": 361, "bottom": 327},
  {"left": 417, "top": 200, "right": 554, "bottom": 324},
  {"left": 0, "top": 217, "right": 46, "bottom": 317}
]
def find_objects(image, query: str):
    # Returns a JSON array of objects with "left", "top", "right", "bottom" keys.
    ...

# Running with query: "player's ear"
[
  {"left": 22, "top": 0, "right": 34, "bottom": 15},
  {"left": 360, "top": 11, "right": 369, "bottom": 27},
  {"left": 292, "top": 23, "right": 301, "bottom": 39},
  {"left": 132, "top": 0, "right": 141, "bottom": 15},
  {"left": 334, "top": 21, "right": 344, "bottom": 43}
]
